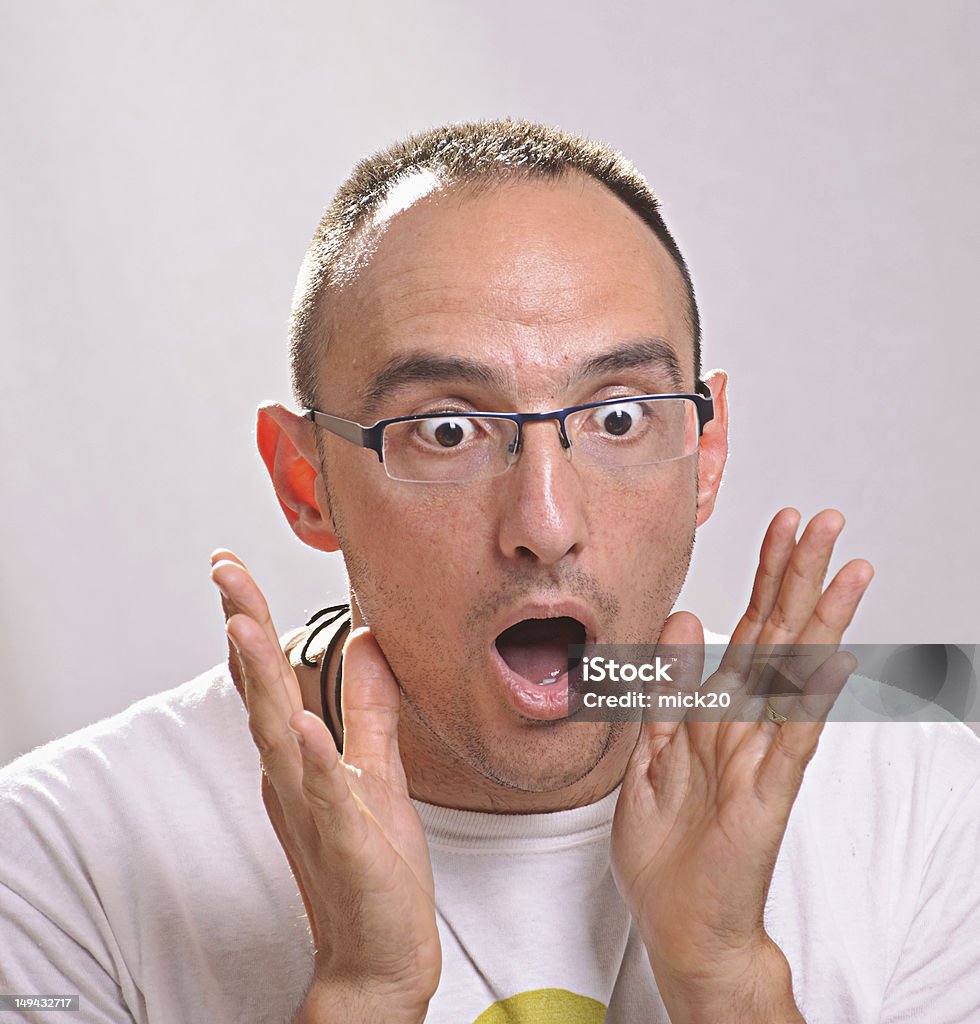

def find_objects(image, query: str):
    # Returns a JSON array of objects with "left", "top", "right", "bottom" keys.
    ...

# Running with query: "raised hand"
[
  {"left": 209, "top": 551, "right": 440, "bottom": 1024},
  {"left": 610, "top": 509, "right": 873, "bottom": 1022}
]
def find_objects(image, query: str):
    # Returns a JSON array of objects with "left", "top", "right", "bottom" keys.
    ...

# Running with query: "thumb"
[
  {"left": 656, "top": 610, "right": 705, "bottom": 698},
  {"left": 340, "top": 627, "right": 407, "bottom": 789},
  {"left": 657, "top": 609, "right": 704, "bottom": 648},
  {"left": 638, "top": 611, "right": 706, "bottom": 746}
]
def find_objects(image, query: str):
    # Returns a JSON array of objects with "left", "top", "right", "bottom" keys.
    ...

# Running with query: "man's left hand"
[{"left": 610, "top": 508, "right": 874, "bottom": 1023}]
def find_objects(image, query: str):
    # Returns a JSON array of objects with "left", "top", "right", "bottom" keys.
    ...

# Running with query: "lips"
[
  {"left": 488, "top": 600, "right": 597, "bottom": 721},
  {"left": 495, "top": 617, "right": 587, "bottom": 685}
]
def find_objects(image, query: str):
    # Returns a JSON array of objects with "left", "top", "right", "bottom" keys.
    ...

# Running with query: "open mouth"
[{"left": 494, "top": 617, "right": 587, "bottom": 686}]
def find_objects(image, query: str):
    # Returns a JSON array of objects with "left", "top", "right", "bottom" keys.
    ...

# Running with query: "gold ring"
[{"left": 765, "top": 702, "right": 788, "bottom": 725}]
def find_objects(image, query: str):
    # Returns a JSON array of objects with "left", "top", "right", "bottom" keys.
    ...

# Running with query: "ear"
[
  {"left": 695, "top": 370, "right": 729, "bottom": 528},
  {"left": 256, "top": 402, "right": 340, "bottom": 552}
]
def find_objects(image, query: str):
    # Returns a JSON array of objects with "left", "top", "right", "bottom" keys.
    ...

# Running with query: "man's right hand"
[{"left": 209, "top": 551, "right": 441, "bottom": 1024}]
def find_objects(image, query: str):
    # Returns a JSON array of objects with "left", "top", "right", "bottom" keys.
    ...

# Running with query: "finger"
[
  {"left": 641, "top": 611, "right": 704, "bottom": 740},
  {"left": 209, "top": 549, "right": 249, "bottom": 698},
  {"left": 744, "top": 510, "right": 846, "bottom": 704},
  {"left": 657, "top": 609, "right": 703, "bottom": 647},
  {"left": 279, "top": 710, "right": 374, "bottom": 940},
  {"left": 756, "top": 509, "right": 845, "bottom": 647},
  {"left": 212, "top": 557, "right": 305, "bottom": 716},
  {"left": 210, "top": 558, "right": 284, "bottom": 655},
  {"left": 210, "top": 547, "right": 246, "bottom": 570},
  {"left": 729, "top": 508, "right": 801, "bottom": 648},
  {"left": 210, "top": 549, "right": 247, "bottom": 615},
  {"left": 340, "top": 628, "right": 408, "bottom": 791},
  {"left": 795, "top": 649, "right": 858, "bottom": 723},
  {"left": 226, "top": 609, "right": 305, "bottom": 727},
  {"left": 719, "top": 510, "right": 800, "bottom": 698},
  {"left": 661, "top": 613, "right": 756, "bottom": 725},
  {"left": 755, "top": 651, "right": 858, "bottom": 807},
  {"left": 766, "top": 559, "right": 874, "bottom": 720},
  {"left": 289, "top": 709, "right": 368, "bottom": 835},
  {"left": 796, "top": 558, "right": 875, "bottom": 646},
  {"left": 223, "top": 608, "right": 307, "bottom": 818}
]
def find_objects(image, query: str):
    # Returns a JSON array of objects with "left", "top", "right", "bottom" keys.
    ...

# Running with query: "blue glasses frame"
[{"left": 304, "top": 380, "right": 714, "bottom": 464}]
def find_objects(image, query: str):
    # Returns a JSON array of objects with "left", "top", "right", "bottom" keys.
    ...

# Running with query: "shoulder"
[
  {"left": 698, "top": 631, "right": 980, "bottom": 812},
  {"left": 776, "top": 718, "right": 980, "bottom": 903},
  {"left": 807, "top": 718, "right": 980, "bottom": 798},
  {"left": 1, "top": 662, "right": 246, "bottom": 774},
  {"left": 0, "top": 663, "right": 257, "bottom": 833},
  {"left": 0, "top": 664, "right": 309, "bottom": 1019},
  {"left": 0, "top": 662, "right": 273, "bottom": 945},
  {"left": 789, "top": 719, "right": 980, "bottom": 883}
]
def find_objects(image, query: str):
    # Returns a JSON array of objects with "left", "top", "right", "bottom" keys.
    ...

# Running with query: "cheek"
[
  {"left": 585, "top": 462, "right": 697, "bottom": 628},
  {"left": 587, "top": 459, "right": 697, "bottom": 542},
  {"left": 331, "top": 464, "right": 486, "bottom": 610},
  {"left": 330, "top": 476, "right": 494, "bottom": 695}
]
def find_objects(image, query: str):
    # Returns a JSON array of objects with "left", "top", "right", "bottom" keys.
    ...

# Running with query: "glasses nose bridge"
[{"left": 513, "top": 409, "right": 573, "bottom": 455}]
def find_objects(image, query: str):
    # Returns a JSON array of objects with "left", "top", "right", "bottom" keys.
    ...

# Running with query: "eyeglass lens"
[{"left": 381, "top": 398, "right": 700, "bottom": 483}]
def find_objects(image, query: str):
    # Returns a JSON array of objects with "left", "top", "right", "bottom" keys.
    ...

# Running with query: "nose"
[{"left": 496, "top": 419, "right": 590, "bottom": 566}]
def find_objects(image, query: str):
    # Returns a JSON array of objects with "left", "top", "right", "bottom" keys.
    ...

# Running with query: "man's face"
[{"left": 318, "top": 173, "right": 706, "bottom": 801}]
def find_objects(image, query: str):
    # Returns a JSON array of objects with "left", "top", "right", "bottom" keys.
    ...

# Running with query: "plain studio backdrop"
[{"left": 1, "top": 2, "right": 978, "bottom": 764}]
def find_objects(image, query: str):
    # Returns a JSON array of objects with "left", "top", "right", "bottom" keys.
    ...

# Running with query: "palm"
[
  {"left": 211, "top": 551, "right": 441, "bottom": 1008},
  {"left": 613, "top": 711, "right": 783, "bottom": 968},
  {"left": 260, "top": 731, "right": 437, "bottom": 964},
  {"left": 610, "top": 509, "right": 873, "bottom": 975}
]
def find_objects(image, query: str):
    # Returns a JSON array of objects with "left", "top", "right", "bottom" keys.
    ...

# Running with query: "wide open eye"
[
  {"left": 589, "top": 401, "right": 647, "bottom": 438},
  {"left": 416, "top": 416, "right": 479, "bottom": 449}
]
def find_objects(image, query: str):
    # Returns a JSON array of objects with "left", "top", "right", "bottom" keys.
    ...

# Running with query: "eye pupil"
[
  {"left": 434, "top": 420, "right": 465, "bottom": 447},
  {"left": 603, "top": 409, "right": 633, "bottom": 436}
]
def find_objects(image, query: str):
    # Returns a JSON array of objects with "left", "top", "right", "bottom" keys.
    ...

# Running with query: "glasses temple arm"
[
  {"left": 304, "top": 409, "right": 384, "bottom": 460},
  {"left": 694, "top": 380, "right": 714, "bottom": 430}
]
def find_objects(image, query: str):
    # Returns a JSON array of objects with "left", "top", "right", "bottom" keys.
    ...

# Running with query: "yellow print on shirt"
[{"left": 473, "top": 987, "right": 606, "bottom": 1022}]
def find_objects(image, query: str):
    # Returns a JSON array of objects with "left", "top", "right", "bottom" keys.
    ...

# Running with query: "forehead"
[{"left": 320, "top": 173, "right": 694, "bottom": 406}]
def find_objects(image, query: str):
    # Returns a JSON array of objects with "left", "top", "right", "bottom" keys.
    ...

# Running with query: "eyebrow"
[
  {"left": 362, "top": 353, "right": 508, "bottom": 417},
  {"left": 360, "top": 337, "right": 687, "bottom": 418},
  {"left": 569, "top": 338, "right": 686, "bottom": 392}
]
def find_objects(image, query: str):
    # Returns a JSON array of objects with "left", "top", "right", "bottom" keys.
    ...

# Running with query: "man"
[{"left": 2, "top": 121, "right": 977, "bottom": 1024}]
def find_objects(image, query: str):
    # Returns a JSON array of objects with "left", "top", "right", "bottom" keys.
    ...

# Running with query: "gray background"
[{"left": 2, "top": 1, "right": 978, "bottom": 765}]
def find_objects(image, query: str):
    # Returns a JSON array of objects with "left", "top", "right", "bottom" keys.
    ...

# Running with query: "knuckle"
[
  {"left": 787, "top": 559, "right": 815, "bottom": 589},
  {"left": 300, "top": 771, "right": 327, "bottom": 804},
  {"left": 743, "top": 599, "right": 766, "bottom": 627},
  {"left": 767, "top": 601, "right": 794, "bottom": 634},
  {"left": 757, "top": 563, "right": 783, "bottom": 585},
  {"left": 249, "top": 723, "right": 282, "bottom": 764},
  {"left": 812, "top": 602, "right": 837, "bottom": 633},
  {"left": 301, "top": 773, "right": 340, "bottom": 819},
  {"left": 774, "top": 730, "right": 817, "bottom": 774}
]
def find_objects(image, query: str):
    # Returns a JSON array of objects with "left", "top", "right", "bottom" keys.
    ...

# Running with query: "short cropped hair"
[{"left": 289, "top": 119, "right": 701, "bottom": 409}]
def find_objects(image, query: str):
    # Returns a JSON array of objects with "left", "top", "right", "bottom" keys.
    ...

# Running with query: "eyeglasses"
[{"left": 304, "top": 381, "right": 714, "bottom": 484}]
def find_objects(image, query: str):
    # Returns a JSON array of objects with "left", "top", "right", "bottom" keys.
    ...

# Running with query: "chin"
[{"left": 460, "top": 719, "right": 628, "bottom": 795}]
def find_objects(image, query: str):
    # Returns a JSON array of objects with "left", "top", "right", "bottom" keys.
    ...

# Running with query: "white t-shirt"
[{"left": 1, "top": 664, "right": 978, "bottom": 1023}]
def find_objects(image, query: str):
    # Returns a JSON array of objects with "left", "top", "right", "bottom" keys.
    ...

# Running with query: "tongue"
[{"left": 496, "top": 618, "right": 583, "bottom": 684}]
